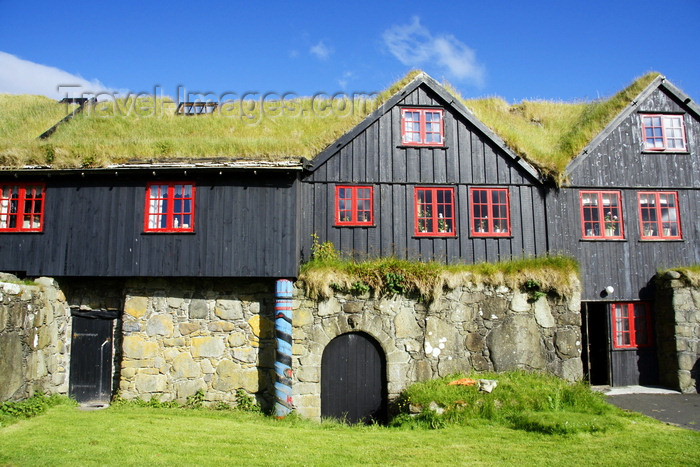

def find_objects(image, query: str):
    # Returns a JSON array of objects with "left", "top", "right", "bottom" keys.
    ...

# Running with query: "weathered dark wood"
[
  {"left": 0, "top": 172, "right": 299, "bottom": 278},
  {"left": 302, "top": 83, "right": 546, "bottom": 264},
  {"left": 69, "top": 314, "right": 113, "bottom": 404},
  {"left": 321, "top": 332, "right": 387, "bottom": 424}
]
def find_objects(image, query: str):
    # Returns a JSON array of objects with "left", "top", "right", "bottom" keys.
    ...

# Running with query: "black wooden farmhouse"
[
  {"left": 0, "top": 71, "right": 697, "bottom": 411},
  {"left": 547, "top": 76, "right": 700, "bottom": 386}
]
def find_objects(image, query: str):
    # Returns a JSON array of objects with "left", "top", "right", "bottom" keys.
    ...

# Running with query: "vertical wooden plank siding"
[
  {"left": 301, "top": 83, "right": 545, "bottom": 265},
  {"left": 0, "top": 173, "right": 299, "bottom": 277}
]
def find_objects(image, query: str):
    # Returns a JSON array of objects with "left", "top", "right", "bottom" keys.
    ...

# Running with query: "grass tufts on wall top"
[
  {"left": 299, "top": 237, "right": 578, "bottom": 301},
  {"left": 660, "top": 265, "right": 700, "bottom": 287}
]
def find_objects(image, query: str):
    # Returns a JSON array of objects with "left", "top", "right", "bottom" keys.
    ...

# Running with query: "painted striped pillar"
[{"left": 274, "top": 279, "right": 294, "bottom": 418}]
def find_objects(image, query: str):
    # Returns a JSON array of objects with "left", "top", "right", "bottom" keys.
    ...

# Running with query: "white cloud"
[
  {"left": 382, "top": 17, "right": 485, "bottom": 86},
  {"left": 309, "top": 41, "right": 333, "bottom": 60},
  {"left": 338, "top": 71, "right": 354, "bottom": 89},
  {"left": 0, "top": 51, "right": 114, "bottom": 100}
]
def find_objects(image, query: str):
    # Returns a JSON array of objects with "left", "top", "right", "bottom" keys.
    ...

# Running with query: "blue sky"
[{"left": 1, "top": 0, "right": 699, "bottom": 103}]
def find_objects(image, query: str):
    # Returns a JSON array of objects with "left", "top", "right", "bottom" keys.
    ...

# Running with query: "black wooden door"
[
  {"left": 321, "top": 332, "right": 386, "bottom": 424},
  {"left": 69, "top": 315, "right": 114, "bottom": 404}
]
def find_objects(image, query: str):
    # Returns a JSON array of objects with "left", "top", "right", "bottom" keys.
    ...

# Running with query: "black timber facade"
[
  {"left": 300, "top": 76, "right": 548, "bottom": 264},
  {"left": 547, "top": 77, "right": 700, "bottom": 387},
  {"left": 548, "top": 78, "right": 699, "bottom": 303},
  {"left": 0, "top": 169, "right": 300, "bottom": 278}
]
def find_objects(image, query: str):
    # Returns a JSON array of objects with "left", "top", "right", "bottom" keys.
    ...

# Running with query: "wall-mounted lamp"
[{"left": 604, "top": 286, "right": 614, "bottom": 295}]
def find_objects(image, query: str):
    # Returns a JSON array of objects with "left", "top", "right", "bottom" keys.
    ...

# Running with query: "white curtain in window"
[{"left": 148, "top": 185, "right": 165, "bottom": 229}]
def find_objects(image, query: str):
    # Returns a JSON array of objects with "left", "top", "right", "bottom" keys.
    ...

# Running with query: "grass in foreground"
[
  {"left": 0, "top": 400, "right": 697, "bottom": 466},
  {"left": 391, "top": 371, "right": 618, "bottom": 434}
]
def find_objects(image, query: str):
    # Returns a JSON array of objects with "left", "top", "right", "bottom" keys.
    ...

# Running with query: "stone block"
[
  {"left": 678, "top": 353, "right": 697, "bottom": 371},
  {"left": 293, "top": 394, "right": 319, "bottom": 410},
  {"left": 233, "top": 347, "right": 257, "bottom": 364},
  {"left": 227, "top": 332, "right": 247, "bottom": 347},
  {"left": 410, "top": 360, "right": 432, "bottom": 382},
  {"left": 248, "top": 315, "right": 273, "bottom": 339},
  {"left": 388, "top": 363, "right": 409, "bottom": 383},
  {"left": 123, "top": 321, "right": 140, "bottom": 333},
  {"left": 487, "top": 315, "right": 545, "bottom": 371},
  {"left": 2, "top": 282, "right": 21, "bottom": 295},
  {"left": 189, "top": 297, "right": 209, "bottom": 319},
  {"left": 465, "top": 333, "right": 483, "bottom": 352},
  {"left": 135, "top": 374, "right": 167, "bottom": 393},
  {"left": 146, "top": 314, "right": 174, "bottom": 337},
  {"left": 208, "top": 321, "right": 236, "bottom": 332},
  {"left": 179, "top": 323, "right": 199, "bottom": 336},
  {"left": 124, "top": 296, "right": 148, "bottom": 319},
  {"left": 240, "top": 368, "right": 259, "bottom": 393},
  {"left": 212, "top": 359, "right": 241, "bottom": 391},
  {"left": 191, "top": 336, "right": 225, "bottom": 358},
  {"left": 509, "top": 293, "right": 531, "bottom": 312},
  {"left": 214, "top": 299, "right": 243, "bottom": 320},
  {"left": 293, "top": 382, "right": 318, "bottom": 395},
  {"left": 122, "top": 335, "right": 158, "bottom": 359},
  {"left": 163, "top": 338, "right": 185, "bottom": 347},
  {"left": 567, "top": 291, "right": 581, "bottom": 312},
  {"left": 248, "top": 302, "right": 261, "bottom": 315},
  {"left": 471, "top": 354, "right": 490, "bottom": 371},
  {"left": 172, "top": 352, "right": 201, "bottom": 379},
  {"left": 200, "top": 359, "right": 215, "bottom": 374},
  {"left": 394, "top": 308, "right": 421, "bottom": 339},
  {"left": 437, "top": 356, "right": 471, "bottom": 377},
  {"left": 296, "top": 365, "right": 319, "bottom": 383},
  {"left": 343, "top": 301, "right": 363, "bottom": 314},
  {"left": 0, "top": 334, "right": 23, "bottom": 400},
  {"left": 175, "top": 380, "right": 206, "bottom": 401},
  {"left": 293, "top": 308, "right": 313, "bottom": 327},
  {"left": 318, "top": 297, "right": 340, "bottom": 317},
  {"left": 534, "top": 299, "right": 555, "bottom": 328},
  {"left": 560, "top": 357, "right": 583, "bottom": 382},
  {"left": 167, "top": 296, "right": 184, "bottom": 310}
]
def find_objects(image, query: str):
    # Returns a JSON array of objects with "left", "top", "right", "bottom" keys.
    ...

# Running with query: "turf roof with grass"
[{"left": 0, "top": 71, "right": 662, "bottom": 181}]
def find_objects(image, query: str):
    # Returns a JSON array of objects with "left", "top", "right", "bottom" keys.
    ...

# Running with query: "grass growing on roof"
[
  {"left": 463, "top": 72, "right": 660, "bottom": 182},
  {"left": 0, "top": 71, "right": 664, "bottom": 181},
  {"left": 0, "top": 72, "right": 425, "bottom": 169},
  {"left": 299, "top": 238, "right": 578, "bottom": 300}
]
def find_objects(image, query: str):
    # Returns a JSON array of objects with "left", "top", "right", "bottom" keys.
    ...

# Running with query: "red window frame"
[
  {"left": 0, "top": 183, "right": 45, "bottom": 232},
  {"left": 144, "top": 182, "right": 196, "bottom": 233},
  {"left": 335, "top": 185, "right": 373, "bottom": 226},
  {"left": 414, "top": 187, "right": 455, "bottom": 237},
  {"left": 611, "top": 302, "right": 653, "bottom": 349},
  {"left": 469, "top": 187, "right": 510, "bottom": 237},
  {"left": 401, "top": 108, "right": 444, "bottom": 146},
  {"left": 579, "top": 191, "right": 624, "bottom": 239},
  {"left": 640, "top": 114, "right": 687, "bottom": 151},
  {"left": 638, "top": 192, "right": 681, "bottom": 240}
]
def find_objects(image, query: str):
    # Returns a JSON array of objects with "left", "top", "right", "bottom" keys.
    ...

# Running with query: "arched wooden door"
[{"left": 321, "top": 332, "right": 387, "bottom": 424}]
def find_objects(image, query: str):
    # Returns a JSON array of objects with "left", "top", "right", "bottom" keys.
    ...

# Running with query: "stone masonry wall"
[
  {"left": 118, "top": 278, "right": 277, "bottom": 407},
  {"left": 291, "top": 276, "right": 583, "bottom": 420},
  {"left": 656, "top": 271, "right": 700, "bottom": 393},
  {"left": 0, "top": 275, "right": 71, "bottom": 402}
]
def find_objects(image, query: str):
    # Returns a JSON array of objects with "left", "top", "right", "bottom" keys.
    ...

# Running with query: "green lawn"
[{"left": 0, "top": 404, "right": 698, "bottom": 466}]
